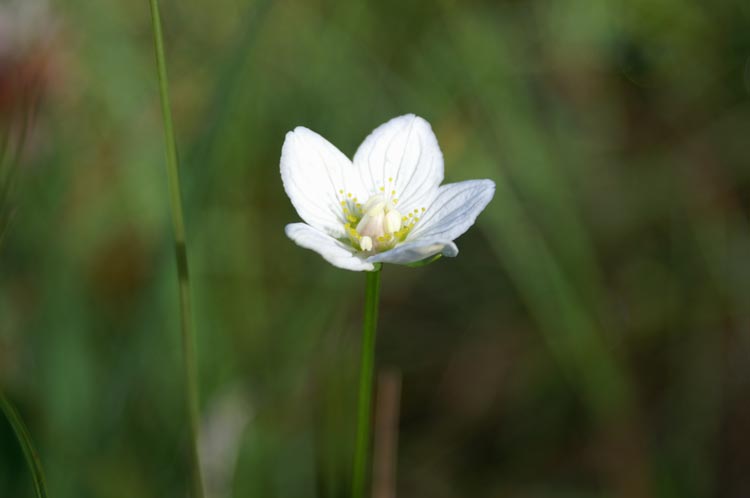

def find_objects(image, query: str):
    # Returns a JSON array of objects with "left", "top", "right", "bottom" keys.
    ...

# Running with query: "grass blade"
[
  {"left": 0, "top": 392, "right": 48, "bottom": 498},
  {"left": 147, "top": 1, "right": 205, "bottom": 497}
]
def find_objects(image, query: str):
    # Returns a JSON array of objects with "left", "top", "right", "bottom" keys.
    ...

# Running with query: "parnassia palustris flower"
[{"left": 281, "top": 114, "right": 495, "bottom": 271}]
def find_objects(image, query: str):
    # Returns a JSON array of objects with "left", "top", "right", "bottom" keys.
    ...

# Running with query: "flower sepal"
[
  {"left": 404, "top": 253, "right": 443, "bottom": 268},
  {"left": 368, "top": 263, "right": 383, "bottom": 272}
]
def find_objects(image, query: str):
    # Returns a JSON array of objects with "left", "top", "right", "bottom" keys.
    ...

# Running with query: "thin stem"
[
  {"left": 147, "top": 2, "right": 204, "bottom": 497},
  {"left": 352, "top": 267, "right": 382, "bottom": 498},
  {"left": 0, "top": 392, "right": 48, "bottom": 498}
]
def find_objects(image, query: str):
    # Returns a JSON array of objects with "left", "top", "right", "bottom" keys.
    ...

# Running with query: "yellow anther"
[
  {"left": 345, "top": 223, "right": 360, "bottom": 241},
  {"left": 391, "top": 190, "right": 396, "bottom": 195},
  {"left": 340, "top": 200, "right": 346, "bottom": 206},
  {"left": 388, "top": 177, "right": 393, "bottom": 182},
  {"left": 348, "top": 192, "right": 352, "bottom": 198},
  {"left": 408, "top": 213, "right": 413, "bottom": 218}
]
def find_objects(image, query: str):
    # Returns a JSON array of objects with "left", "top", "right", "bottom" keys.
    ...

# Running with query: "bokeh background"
[{"left": 2, "top": 0, "right": 750, "bottom": 496}]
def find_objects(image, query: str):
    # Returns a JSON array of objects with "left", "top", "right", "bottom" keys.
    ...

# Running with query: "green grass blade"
[
  {"left": 0, "top": 393, "right": 48, "bottom": 498},
  {"left": 147, "top": 1, "right": 205, "bottom": 497}
]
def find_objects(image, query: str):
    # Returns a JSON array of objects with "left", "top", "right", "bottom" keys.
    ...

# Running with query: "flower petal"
[
  {"left": 281, "top": 127, "right": 365, "bottom": 237},
  {"left": 353, "top": 114, "right": 443, "bottom": 213},
  {"left": 286, "top": 223, "right": 374, "bottom": 272},
  {"left": 366, "top": 239, "right": 458, "bottom": 265},
  {"left": 408, "top": 179, "right": 495, "bottom": 242}
]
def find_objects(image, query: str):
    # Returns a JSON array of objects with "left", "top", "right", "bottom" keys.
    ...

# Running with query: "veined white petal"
[
  {"left": 353, "top": 114, "right": 443, "bottom": 213},
  {"left": 408, "top": 179, "right": 495, "bottom": 242},
  {"left": 366, "top": 239, "right": 458, "bottom": 265},
  {"left": 280, "top": 127, "right": 365, "bottom": 237},
  {"left": 286, "top": 223, "right": 374, "bottom": 271}
]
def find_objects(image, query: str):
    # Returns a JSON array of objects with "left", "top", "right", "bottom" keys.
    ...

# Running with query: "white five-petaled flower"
[{"left": 281, "top": 114, "right": 495, "bottom": 272}]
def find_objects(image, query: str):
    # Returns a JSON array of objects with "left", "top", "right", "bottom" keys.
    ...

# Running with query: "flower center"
[
  {"left": 355, "top": 194, "right": 402, "bottom": 251},
  {"left": 339, "top": 186, "right": 425, "bottom": 253}
]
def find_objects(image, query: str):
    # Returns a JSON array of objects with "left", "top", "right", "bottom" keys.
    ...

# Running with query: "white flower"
[{"left": 281, "top": 114, "right": 495, "bottom": 272}]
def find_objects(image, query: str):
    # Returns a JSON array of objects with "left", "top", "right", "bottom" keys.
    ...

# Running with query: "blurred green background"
[{"left": 2, "top": 0, "right": 750, "bottom": 496}]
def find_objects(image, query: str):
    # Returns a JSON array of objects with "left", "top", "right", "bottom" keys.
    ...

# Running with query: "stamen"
[
  {"left": 384, "top": 210, "right": 402, "bottom": 233},
  {"left": 360, "top": 236, "right": 373, "bottom": 251},
  {"left": 342, "top": 192, "right": 413, "bottom": 252}
]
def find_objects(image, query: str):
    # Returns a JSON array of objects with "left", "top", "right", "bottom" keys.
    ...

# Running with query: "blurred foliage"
[{"left": 2, "top": 0, "right": 750, "bottom": 497}]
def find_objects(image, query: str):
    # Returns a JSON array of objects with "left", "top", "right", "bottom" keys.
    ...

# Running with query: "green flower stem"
[
  {"left": 147, "top": 2, "right": 204, "bottom": 497},
  {"left": 0, "top": 392, "right": 48, "bottom": 498},
  {"left": 352, "top": 267, "right": 382, "bottom": 498}
]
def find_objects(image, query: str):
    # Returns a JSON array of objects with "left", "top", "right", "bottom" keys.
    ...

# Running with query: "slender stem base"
[
  {"left": 148, "top": 1, "right": 204, "bottom": 497},
  {"left": 352, "top": 268, "right": 382, "bottom": 498}
]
